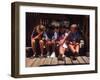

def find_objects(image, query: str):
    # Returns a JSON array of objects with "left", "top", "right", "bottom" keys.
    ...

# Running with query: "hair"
[
  {"left": 69, "top": 24, "right": 79, "bottom": 32},
  {"left": 36, "top": 24, "right": 46, "bottom": 32}
]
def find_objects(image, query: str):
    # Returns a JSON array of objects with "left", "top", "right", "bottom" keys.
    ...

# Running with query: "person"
[
  {"left": 68, "top": 24, "right": 81, "bottom": 60},
  {"left": 57, "top": 26, "right": 70, "bottom": 61},
  {"left": 45, "top": 26, "right": 56, "bottom": 57},
  {"left": 31, "top": 25, "right": 46, "bottom": 57},
  {"left": 50, "top": 26, "right": 60, "bottom": 57}
]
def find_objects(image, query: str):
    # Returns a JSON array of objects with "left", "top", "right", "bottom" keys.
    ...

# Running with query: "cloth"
[
  {"left": 31, "top": 31, "right": 38, "bottom": 38},
  {"left": 63, "top": 43, "right": 68, "bottom": 48},
  {"left": 31, "top": 31, "right": 44, "bottom": 40},
  {"left": 68, "top": 31, "right": 81, "bottom": 42}
]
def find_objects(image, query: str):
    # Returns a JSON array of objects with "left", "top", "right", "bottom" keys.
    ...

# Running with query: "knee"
[
  {"left": 69, "top": 44, "right": 73, "bottom": 48},
  {"left": 59, "top": 46, "right": 65, "bottom": 54},
  {"left": 39, "top": 40, "right": 44, "bottom": 44},
  {"left": 31, "top": 39, "right": 35, "bottom": 44},
  {"left": 59, "top": 46, "right": 63, "bottom": 51},
  {"left": 52, "top": 40, "right": 55, "bottom": 44},
  {"left": 46, "top": 41, "right": 51, "bottom": 45}
]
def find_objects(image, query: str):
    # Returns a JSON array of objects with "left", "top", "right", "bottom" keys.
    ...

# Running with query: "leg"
[
  {"left": 52, "top": 40, "right": 56, "bottom": 52},
  {"left": 69, "top": 44, "right": 76, "bottom": 53},
  {"left": 39, "top": 40, "right": 44, "bottom": 56},
  {"left": 69, "top": 44, "right": 77, "bottom": 60},
  {"left": 58, "top": 45, "right": 66, "bottom": 61},
  {"left": 31, "top": 39, "right": 36, "bottom": 56},
  {"left": 46, "top": 40, "right": 52, "bottom": 57},
  {"left": 59, "top": 40, "right": 66, "bottom": 55},
  {"left": 59, "top": 45, "right": 66, "bottom": 55},
  {"left": 50, "top": 40, "right": 56, "bottom": 57},
  {"left": 75, "top": 44, "right": 80, "bottom": 53}
]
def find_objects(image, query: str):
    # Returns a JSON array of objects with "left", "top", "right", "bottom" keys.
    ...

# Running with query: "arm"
[
  {"left": 59, "top": 32, "right": 70, "bottom": 45},
  {"left": 31, "top": 32, "right": 43, "bottom": 40},
  {"left": 43, "top": 32, "right": 48, "bottom": 40}
]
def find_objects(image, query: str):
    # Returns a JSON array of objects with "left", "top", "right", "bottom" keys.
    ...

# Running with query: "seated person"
[
  {"left": 68, "top": 24, "right": 81, "bottom": 60},
  {"left": 31, "top": 25, "right": 46, "bottom": 57},
  {"left": 52, "top": 26, "right": 60, "bottom": 56},
  {"left": 45, "top": 25, "right": 60, "bottom": 57},
  {"left": 57, "top": 26, "right": 70, "bottom": 60}
]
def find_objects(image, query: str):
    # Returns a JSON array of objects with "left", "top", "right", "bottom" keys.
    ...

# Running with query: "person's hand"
[
  {"left": 37, "top": 32, "right": 43, "bottom": 38},
  {"left": 40, "top": 31, "right": 43, "bottom": 35},
  {"left": 65, "top": 33, "right": 68, "bottom": 36},
  {"left": 35, "top": 36, "right": 40, "bottom": 39},
  {"left": 76, "top": 43, "right": 79, "bottom": 45},
  {"left": 70, "top": 42, "right": 73, "bottom": 44},
  {"left": 65, "top": 31, "right": 71, "bottom": 37},
  {"left": 47, "top": 40, "right": 52, "bottom": 45},
  {"left": 36, "top": 32, "right": 43, "bottom": 39},
  {"left": 38, "top": 31, "right": 43, "bottom": 36}
]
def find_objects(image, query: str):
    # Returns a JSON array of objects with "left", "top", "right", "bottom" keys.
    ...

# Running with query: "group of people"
[{"left": 31, "top": 24, "right": 83, "bottom": 60}]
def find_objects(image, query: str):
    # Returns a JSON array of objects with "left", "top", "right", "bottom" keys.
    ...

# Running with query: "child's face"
[
  {"left": 60, "top": 27, "right": 65, "bottom": 33},
  {"left": 70, "top": 25, "right": 77, "bottom": 32},
  {"left": 70, "top": 27, "right": 75, "bottom": 32},
  {"left": 36, "top": 28, "right": 41, "bottom": 33},
  {"left": 66, "top": 29, "right": 69, "bottom": 32},
  {"left": 54, "top": 27, "right": 59, "bottom": 32}
]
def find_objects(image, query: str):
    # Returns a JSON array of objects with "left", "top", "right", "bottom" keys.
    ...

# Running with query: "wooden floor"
[{"left": 26, "top": 56, "right": 89, "bottom": 67}]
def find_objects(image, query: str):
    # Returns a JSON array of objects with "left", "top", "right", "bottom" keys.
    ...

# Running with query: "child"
[
  {"left": 68, "top": 24, "right": 81, "bottom": 60},
  {"left": 58, "top": 26, "right": 70, "bottom": 61},
  {"left": 31, "top": 25, "right": 46, "bottom": 57},
  {"left": 46, "top": 26, "right": 57, "bottom": 57}
]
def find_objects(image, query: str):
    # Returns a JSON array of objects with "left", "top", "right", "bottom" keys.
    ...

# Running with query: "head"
[
  {"left": 70, "top": 24, "right": 78, "bottom": 32},
  {"left": 47, "top": 25, "right": 54, "bottom": 32},
  {"left": 65, "top": 27, "right": 69, "bottom": 33},
  {"left": 59, "top": 25, "right": 66, "bottom": 33},
  {"left": 54, "top": 26, "right": 59, "bottom": 32},
  {"left": 36, "top": 25, "right": 45, "bottom": 33}
]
